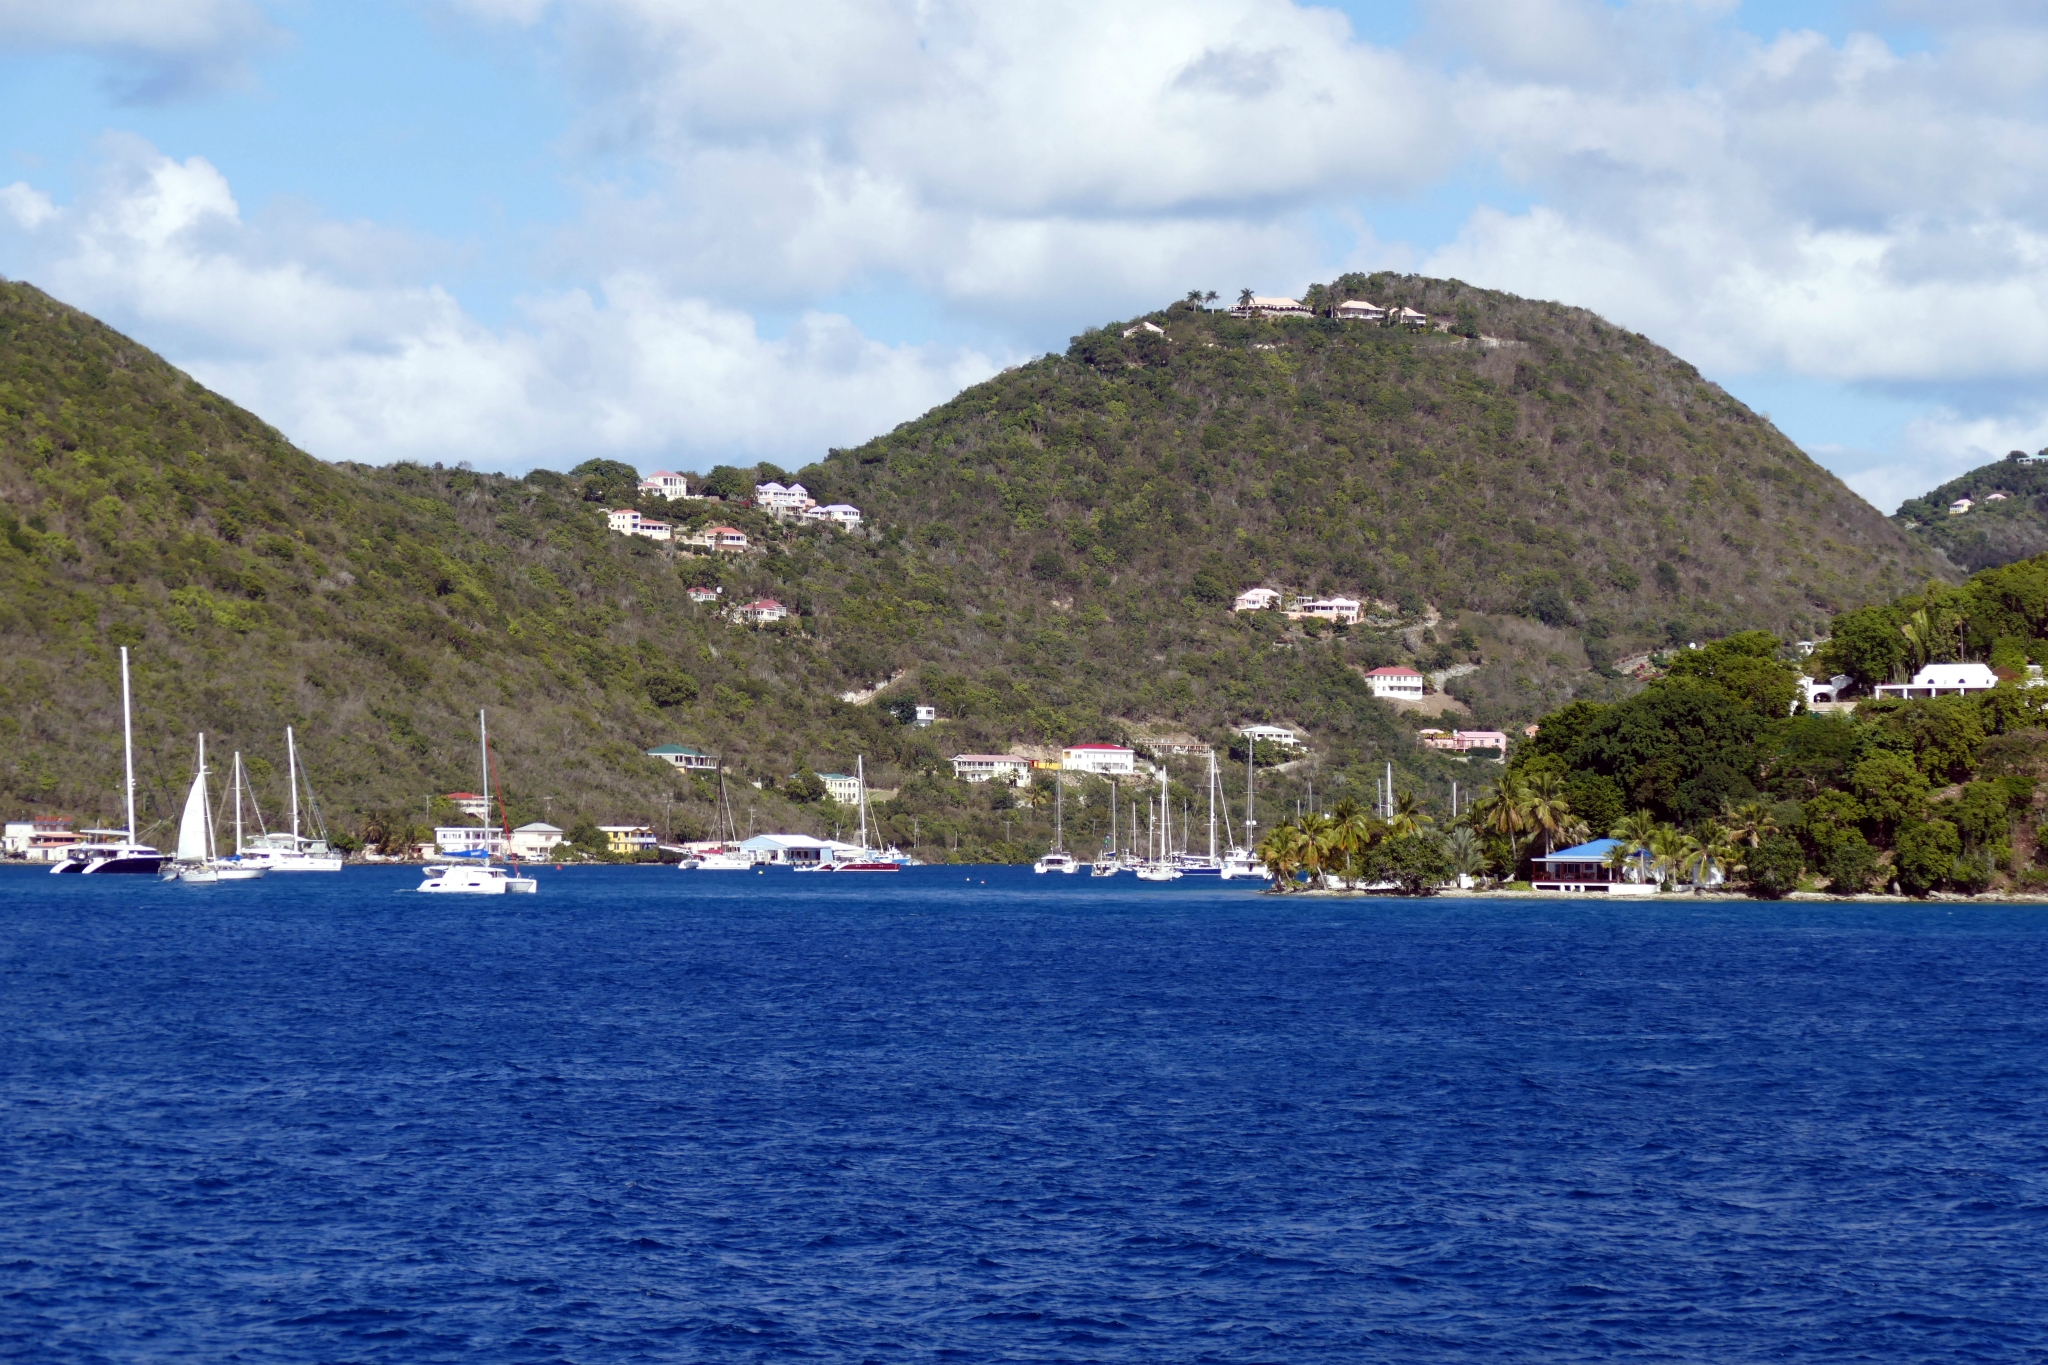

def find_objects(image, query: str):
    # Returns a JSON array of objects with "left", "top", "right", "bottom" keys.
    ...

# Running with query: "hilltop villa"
[
  {"left": 1365, "top": 666, "right": 1425, "bottom": 700},
  {"left": 1873, "top": 663, "right": 2002, "bottom": 699},
  {"left": 1335, "top": 300, "right": 1386, "bottom": 322},
  {"left": 950, "top": 754, "right": 1032, "bottom": 786},
  {"left": 733, "top": 598, "right": 788, "bottom": 625},
  {"left": 646, "top": 744, "right": 718, "bottom": 771},
  {"left": 1235, "top": 724, "right": 1301, "bottom": 749},
  {"left": 1233, "top": 587, "right": 1281, "bottom": 612},
  {"left": 687, "top": 526, "right": 750, "bottom": 552},
  {"left": 1286, "top": 597, "right": 1362, "bottom": 625},
  {"left": 1231, "top": 296, "right": 1313, "bottom": 318},
  {"left": 802, "top": 503, "right": 863, "bottom": 529},
  {"left": 607, "top": 509, "right": 672, "bottom": 541},
  {"left": 1061, "top": 743, "right": 1138, "bottom": 775},
  {"left": 755, "top": 482, "right": 815, "bottom": 517},
  {"left": 637, "top": 471, "right": 691, "bottom": 500}
]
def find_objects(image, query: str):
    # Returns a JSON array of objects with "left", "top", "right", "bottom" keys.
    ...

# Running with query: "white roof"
[
  {"left": 756, "top": 481, "right": 787, "bottom": 493},
  {"left": 1910, "top": 663, "right": 1999, "bottom": 687},
  {"left": 1248, "top": 296, "right": 1303, "bottom": 309},
  {"left": 512, "top": 822, "right": 563, "bottom": 834}
]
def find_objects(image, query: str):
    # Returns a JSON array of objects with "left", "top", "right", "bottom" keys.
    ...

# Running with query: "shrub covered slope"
[{"left": 0, "top": 276, "right": 1940, "bottom": 857}]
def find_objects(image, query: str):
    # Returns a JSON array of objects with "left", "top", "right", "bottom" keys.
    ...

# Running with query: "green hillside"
[
  {"left": 0, "top": 275, "right": 1944, "bottom": 858},
  {"left": 1895, "top": 450, "right": 2048, "bottom": 572}
]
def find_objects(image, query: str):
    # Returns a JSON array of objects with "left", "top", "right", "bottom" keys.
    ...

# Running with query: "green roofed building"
[{"left": 647, "top": 744, "right": 718, "bottom": 771}]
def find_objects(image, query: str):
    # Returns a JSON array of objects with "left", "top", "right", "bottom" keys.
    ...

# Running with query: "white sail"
[{"left": 175, "top": 742, "right": 210, "bottom": 863}]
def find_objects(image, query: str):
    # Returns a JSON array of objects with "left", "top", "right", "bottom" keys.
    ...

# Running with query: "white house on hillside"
[
  {"left": 1232, "top": 296, "right": 1313, "bottom": 318},
  {"left": 1235, "top": 724, "right": 1300, "bottom": 749},
  {"left": 1233, "top": 587, "right": 1281, "bottom": 612},
  {"left": 950, "top": 754, "right": 1032, "bottom": 785},
  {"left": 646, "top": 744, "right": 718, "bottom": 771},
  {"left": 1365, "top": 665, "right": 1425, "bottom": 700},
  {"left": 755, "top": 482, "right": 815, "bottom": 517},
  {"left": 509, "top": 822, "right": 564, "bottom": 858},
  {"left": 637, "top": 471, "right": 691, "bottom": 500},
  {"left": 733, "top": 598, "right": 787, "bottom": 625},
  {"left": 1062, "top": 743, "right": 1137, "bottom": 775},
  {"left": 818, "top": 773, "right": 863, "bottom": 805},
  {"left": 1873, "top": 663, "right": 2001, "bottom": 699},
  {"left": 803, "top": 503, "right": 863, "bottom": 529},
  {"left": 1335, "top": 300, "right": 1386, "bottom": 322},
  {"left": 1287, "top": 597, "right": 1362, "bottom": 625},
  {"left": 608, "top": 509, "right": 672, "bottom": 540}
]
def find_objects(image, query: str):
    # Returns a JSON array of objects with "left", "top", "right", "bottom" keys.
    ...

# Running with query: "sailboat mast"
[
  {"left": 287, "top": 726, "right": 301, "bottom": 844},
  {"left": 1207, "top": 752, "right": 1216, "bottom": 860},
  {"left": 233, "top": 752, "right": 245, "bottom": 855},
  {"left": 1054, "top": 771, "right": 1063, "bottom": 852},
  {"left": 1244, "top": 739, "right": 1256, "bottom": 849},
  {"left": 119, "top": 646, "right": 136, "bottom": 844},
  {"left": 200, "top": 734, "right": 214, "bottom": 861},
  {"left": 856, "top": 755, "right": 869, "bottom": 851},
  {"left": 1109, "top": 778, "right": 1117, "bottom": 856}
]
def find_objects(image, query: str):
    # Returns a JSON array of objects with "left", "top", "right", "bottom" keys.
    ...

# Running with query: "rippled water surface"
[{"left": 4, "top": 865, "right": 2047, "bottom": 1361}]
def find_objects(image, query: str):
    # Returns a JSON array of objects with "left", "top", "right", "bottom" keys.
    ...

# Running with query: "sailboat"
[
  {"left": 1135, "top": 768, "right": 1182, "bottom": 881},
  {"left": 1033, "top": 767, "right": 1079, "bottom": 873},
  {"left": 418, "top": 710, "right": 537, "bottom": 894},
  {"left": 680, "top": 760, "right": 754, "bottom": 869},
  {"left": 1090, "top": 777, "right": 1120, "bottom": 875},
  {"left": 1172, "top": 751, "right": 1225, "bottom": 875},
  {"left": 164, "top": 735, "right": 266, "bottom": 883},
  {"left": 1220, "top": 737, "right": 1264, "bottom": 880},
  {"left": 211, "top": 752, "right": 268, "bottom": 880},
  {"left": 51, "top": 646, "right": 166, "bottom": 875},
  {"left": 822, "top": 757, "right": 901, "bottom": 871},
  {"left": 236, "top": 727, "right": 343, "bottom": 872}
]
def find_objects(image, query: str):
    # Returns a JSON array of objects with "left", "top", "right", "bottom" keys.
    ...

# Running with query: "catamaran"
[
  {"left": 679, "top": 761, "right": 754, "bottom": 869},
  {"left": 418, "top": 710, "right": 536, "bottom": 894},
  {"left": 819, "top": 757, "right": 901, "bottom": 871},
  {"left": 1034, "top": 768, "right": 1079, "bottom": 873},
  {"left": 1219, "top": 738, "right": 1264, "bottom": 880},
  {"left": 235, "top": 727, "right": 343, "bottom": 872},
  {"left": 51, "top": 647, "right": 165, "bottom": 875}
]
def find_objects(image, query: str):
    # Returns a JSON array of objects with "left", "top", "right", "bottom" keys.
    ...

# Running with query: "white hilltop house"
[
  {"left": 1061, "top": 743, "right": 1137, "bottom": 775},
  {"left": 1873, "top": 663, "right": 2002, "bottom": 699},
  {"left": 802, "top": 503, "right": 863, "bottom": 529},
  {"left": 1334, "top": 299, "right": 1386, "bottom": 322},
  {"left": 1235, "top": 724, "right": 1300, "bottom": 749},
  {"left": 1365, "top": 665, "right": 1426, "bottom": 700},
  {"left": 607, "top": 508, "right": 672, "bottom": 541},
  {"left": 1950, "top": 497, "right": 1974, "bottom": 515},
  {"left": 817, "top": 772, "right": 863, "bottom": 805},
  {"left": 1233, "top": 587, "right": 1281, "bottom": 612},
  {"left": 1231, "top": 295, "right": 1313, "bottom": 318},
  {"left": 637, "top": 471, "right": 691, "bottom": 500},
  {"left": 950, "top": 754, "right": 1033, "bottom": 786},
  {"left": 1286, "top": 596, "right": 1362, "bottom": 625},
  {"left": 755, "top": 481, "right": 815, "bottom": 517}
]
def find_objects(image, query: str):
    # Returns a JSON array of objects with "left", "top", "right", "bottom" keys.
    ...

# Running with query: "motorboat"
[
  {"left": 418, "top": 863, "right": 537, "bottom": 894},
  {"left": 1034, "top": 851, "right": 1080, "bottom": 874},
  {"left": 1219, "top": 847, "right": 1264, "bottom": 880},
  {"left": 50, "top": 648, "right": 164, "bottom": 876}
]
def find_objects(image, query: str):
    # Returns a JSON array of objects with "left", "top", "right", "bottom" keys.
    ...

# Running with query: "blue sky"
[{"left": 4, "top": 0, "right": 2047, "bottom": 511}]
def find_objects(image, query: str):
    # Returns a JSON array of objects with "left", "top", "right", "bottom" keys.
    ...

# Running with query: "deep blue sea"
[{"left": 3, "top": 865, "right": 2046, "bottom": 1362}]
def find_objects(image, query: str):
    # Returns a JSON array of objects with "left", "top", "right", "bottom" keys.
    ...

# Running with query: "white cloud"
[
  {"left": 0, "top": 0, "right": 279, "bottom": 100},
  {"left": 0, "top": 138, "right": 995, "bottom": 472}
]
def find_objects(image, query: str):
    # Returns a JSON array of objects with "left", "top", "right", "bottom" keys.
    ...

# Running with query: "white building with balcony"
[
  {"left": 1365, "top": 666, "right": 1425, "bottom": 700},
  {"left": 1061, "top": 743, "right": 1137, "bottom": 775},
  {"left": 803, "top": 503, "right": 863, "bottom": 530},
  {"left": 950, "top": 754, "right": 1032, "bottom": 785},
  {"left": 1873, "top": 663, "right": 2001, "bottom": 699}
]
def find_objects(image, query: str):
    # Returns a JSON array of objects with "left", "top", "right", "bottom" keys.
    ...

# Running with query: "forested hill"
[
  {"left": 1895, "top": 451, "right": 2048, "bottom": 572},
  {"left": 0, "top": 275, "right": 1939, "bottom": 857},
  {"left": 804, "top": 274, "right": 1943, "bottom": 679}
]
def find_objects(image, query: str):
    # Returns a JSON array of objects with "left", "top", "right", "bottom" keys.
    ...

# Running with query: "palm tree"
[
  {"left": 1237, "top": 287, "right": 1255, "bottom": 309},
  {"left": 1256, "top": 823, "right": 1311, "bottom": 890},
  {"left": 1675, "top": 821, "right": 1740, "bottom": 891},
  {"left": 1648, "top": 824, "right": 1688, "bottom": 889},
  {"left": 1606, "top": 811, "right": 1662, "bottom": 884},
  {"left": 1720, "top": 799, "right": 1778, "bottom": 849},
  {"left": 1520, "top": 772, "right": 1574, "bottom": 859},
  {"left": 1473, "top": 778, "right": 1530, "bottom": 870},
  {"left": 1203, "top": 290, "right": 1218, "bottom": 308},
  {"left": 1302, "top": 812, "right": 1343, "bottom": 889},
  {"left": 1442, "top": 827, "right": 1486, "bottom": 887},
  {"left": 1390, "top": 791, "right": 1434, "bottom": 838}
]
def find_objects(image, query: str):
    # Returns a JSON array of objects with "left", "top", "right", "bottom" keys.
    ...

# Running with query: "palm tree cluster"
[{"left": 1254, "top": 795, "right": 1440, "bottom": 892}]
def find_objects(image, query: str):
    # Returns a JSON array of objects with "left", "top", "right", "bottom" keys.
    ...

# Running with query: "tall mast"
[
  {"left": 233, "top": 752, "right": 245, "bottom": 855},
  {"left": 856, "top": 755, "right": 869, "bottom": 851},
  {"left": 1207, "top": 751, "right": 1216, "bottom": 860},
  {"left": 287, "top": 725, "right": 300, "bottom": 844},
  {"left": 1244, "top": 738, "right": 1256, "bottom": 851},
  {"left": 119, "top": 646, "right": 136, "bottom": 844},
  {"left": 1109, "top": 778, "right": 1117, "bottom": 856},
  {"left": 200, "top": 733, "right": 214, "bottom": 862},
  {"left": 1053, "top": 770, "right": 1063, "bottom": 852},
  {"left": 478, "top": 710, "right": 491, "bottom": 837}
]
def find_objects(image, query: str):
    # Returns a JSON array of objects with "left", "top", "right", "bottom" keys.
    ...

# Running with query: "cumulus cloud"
[
  {"left": 0, "top": 0, "right": 279, "bottom": 101},
  {"left": 0, "top": 139, "right": 995, "bottom": 472}
]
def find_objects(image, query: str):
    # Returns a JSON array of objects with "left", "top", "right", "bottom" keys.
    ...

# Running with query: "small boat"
[
  {"left": 1034, "top": 771, "right": 1080, "bottom": 873},
  {"left": 51, "top": 647, "right": 164, "bottom": 876},
  {"left": 419, "top": 863, "right": 537, "bottom": 894}
]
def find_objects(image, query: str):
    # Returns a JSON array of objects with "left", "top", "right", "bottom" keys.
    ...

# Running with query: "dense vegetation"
[
  {"left": 1895, "top": 449, "right": 2048, "bottom": 572},
  {"left": 1421, "top": 555, "right": 2048, "bottom": 898},
  {"left": 0, "top": 275, "right": 1942, "bottom": 862}
]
